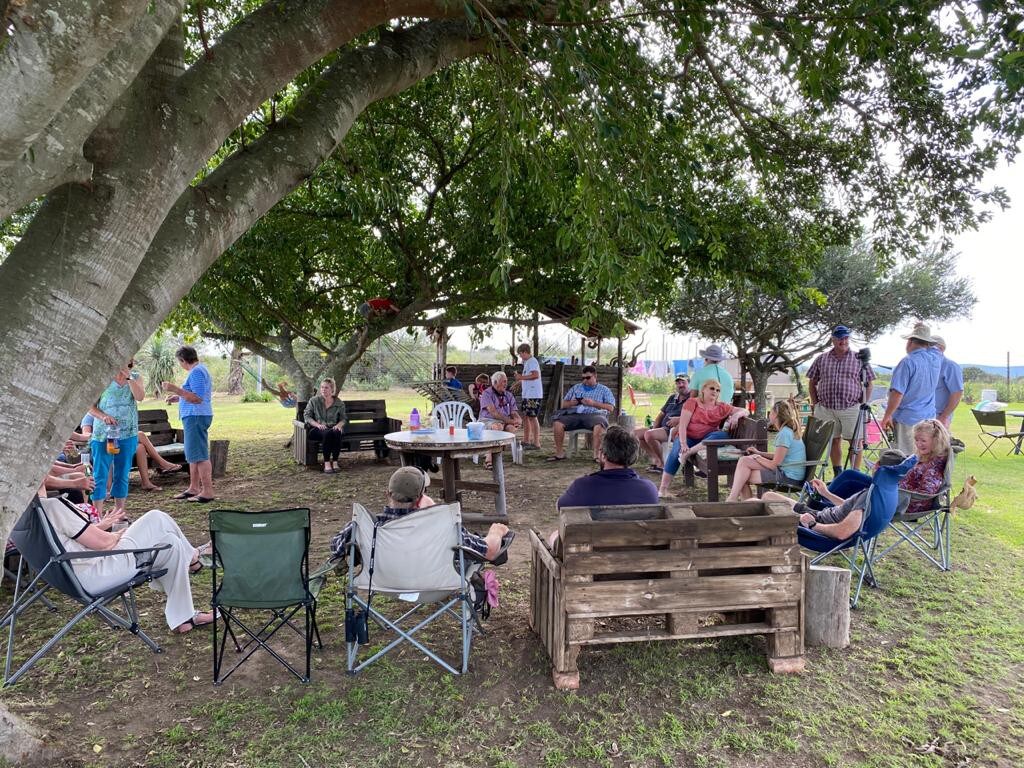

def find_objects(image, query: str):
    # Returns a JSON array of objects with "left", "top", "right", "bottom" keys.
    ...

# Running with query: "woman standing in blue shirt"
[
  {"left": 88, "top": 360, "right": 145, "bottom": 518},
  {"left": 162, "top": 345, "right": 215, "bottom": 503},
  {"left": 725, "top": 400, "right": 806, "bottom": 501}
]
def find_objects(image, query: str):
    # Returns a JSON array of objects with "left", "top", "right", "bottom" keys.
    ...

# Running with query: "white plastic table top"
[{"left": 384, "top": 429, "right": 515, "bottom": 451}]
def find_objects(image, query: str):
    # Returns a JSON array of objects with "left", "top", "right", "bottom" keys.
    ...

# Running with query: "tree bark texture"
[
  {"left": 805, "top": 564, "right": 851, "bottom": 648},
  {"left": 0, "top": 7, "right": 489, "bottom": 543}
]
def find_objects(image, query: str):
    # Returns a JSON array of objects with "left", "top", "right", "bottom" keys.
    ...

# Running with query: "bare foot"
[{"left": 141, "top": 483, "right": 162, "bottom": 492}]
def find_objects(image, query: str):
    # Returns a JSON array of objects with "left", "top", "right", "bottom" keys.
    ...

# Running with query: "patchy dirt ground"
[{"left": 4, "top": 435, "right": 1024, "bottom": 768}]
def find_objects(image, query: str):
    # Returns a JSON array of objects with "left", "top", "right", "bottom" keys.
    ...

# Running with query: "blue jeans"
[
  {"left": 663, "top": 430, "right": 730, "bottom": 476},
  {"left": 90, "top": 436, "right": 139, "bottom": 501}
]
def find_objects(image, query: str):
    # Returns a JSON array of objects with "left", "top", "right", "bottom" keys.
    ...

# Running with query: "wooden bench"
[
  {"left": 683, "top": 417, "right": 768, "bottom": 501},
  {"left": 529, "top": 500, "right": 805, "bottom": 690},
  {"left": 292, "top": 400, "right": 402, "bottom": 466},
  {"left": 137, "top": 409, "right": 229, "bottom": 477}
]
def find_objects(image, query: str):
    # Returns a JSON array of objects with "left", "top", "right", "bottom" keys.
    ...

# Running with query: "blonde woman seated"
[
  {"left": 725, "top": 400, "right": 806, "bottom": 501},
  {"left": 658, "top": 379, "right": 748, "bottom": 498}
]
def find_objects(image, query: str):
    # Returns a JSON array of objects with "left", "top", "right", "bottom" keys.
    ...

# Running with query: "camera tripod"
[{"left": 845, "top": 356, "right": 889, "bottom": 470}]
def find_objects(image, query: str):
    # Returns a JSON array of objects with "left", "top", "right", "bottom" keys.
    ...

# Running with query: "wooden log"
[
  {"left": 210, "top": 439, "right": 229, "bottom": 478},
  {"left": 805, "top": 564, "right": 850, "bottom": 648}
]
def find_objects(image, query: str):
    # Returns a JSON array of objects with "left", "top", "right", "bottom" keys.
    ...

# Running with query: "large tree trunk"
[
  {"left": 226, "top": 345, "right": 245, "bottom": 396},
  {"left": 0, "top": 15, "right": 488, "bottom": 544}
]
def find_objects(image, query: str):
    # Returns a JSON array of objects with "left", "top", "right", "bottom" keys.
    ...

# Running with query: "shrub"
[
  {"left": 241, "top": 390, "right": 275, "bottom": 403},
  {"left": 625, "top": 373, "right": 676, "bottom": 395}
]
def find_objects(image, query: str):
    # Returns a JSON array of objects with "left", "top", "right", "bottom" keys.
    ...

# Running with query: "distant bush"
[
  {"left": 347, "top": 373, "right": 394, "bottom": 392},
  {"left": 241, "top": 390, "right": 275, "bottom": 403},
  {"left": 625, "top": 373, "right": 676, "bottom": 395}
]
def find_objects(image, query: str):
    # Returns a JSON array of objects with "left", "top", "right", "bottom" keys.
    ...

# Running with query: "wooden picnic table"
[{"left": 384, "top": 429, "right": 515, "bottom": 522}]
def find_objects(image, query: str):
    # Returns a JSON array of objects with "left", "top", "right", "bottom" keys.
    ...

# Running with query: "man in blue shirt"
[
  {"left": 557, "top": 426, "right": 659, "bottom": 508},
  {"left": 881, "top": 323, "right": 942, "bottom": 454},
  {"left": 548, "top": 365, "right": 616, "bottom": 462},
  {"left": 931, "top": 336, "right": 964, "bottom": 429}
]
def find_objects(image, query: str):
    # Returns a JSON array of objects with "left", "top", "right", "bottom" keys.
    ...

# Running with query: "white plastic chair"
[{"left": 431, "top": 401, "right": 472, "bottom": 429}]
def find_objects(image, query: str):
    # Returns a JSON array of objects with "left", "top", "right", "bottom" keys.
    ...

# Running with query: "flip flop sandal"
[
  {"left": 157, "top": 464, "right": 182, "bottom": 475},
  {"left": 174, "top": 612, "right": 216, "bottom": 634},
  {"left": 172, "top": 491, "right": 197, "bottom": 500},
  {"left": 189, "top": 559, "right": 204, "bottom": 575},
  {"left": 186, "top": 496, "right": 216, "bottom": 503},
  {"left": 545, "top": 455, "right": 567, "bottom": 462}
]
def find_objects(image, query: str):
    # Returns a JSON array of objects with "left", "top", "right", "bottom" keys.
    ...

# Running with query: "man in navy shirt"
[{"left": 557, "top": 426, "right": 660, "bottom": 508}]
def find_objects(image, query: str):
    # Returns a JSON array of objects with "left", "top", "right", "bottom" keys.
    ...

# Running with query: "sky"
[{"left": 455, "top": 152, "right": 1023, "bottom": 374}]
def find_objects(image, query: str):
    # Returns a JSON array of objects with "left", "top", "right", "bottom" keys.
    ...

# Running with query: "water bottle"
[
  {"left": 409, "top": 407, "right": 420, "bottom": 431},
  {"left": 106, "top": 422, "right": 120, "bottom": 455},
  {"left": 645, "top": 414, "right": 652, "bottom": 428}
]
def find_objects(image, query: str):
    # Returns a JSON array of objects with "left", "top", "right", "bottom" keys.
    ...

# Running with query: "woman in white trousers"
[{"left": 39, "top": 495, "right": 213, "bottom": 633}]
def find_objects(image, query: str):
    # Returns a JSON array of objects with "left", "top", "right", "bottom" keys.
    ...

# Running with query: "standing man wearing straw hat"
[
  {"left": 931, "top": 336, "right": 964, "bottom": 429},
  {"left": 807, "top": 324, "right": 874, "bottom": 475},
  {"left": 689, "top": 344, "right": 735, "bottom": 406},
  {"left": 880, "top": 322, "right": 942, "bottom": 454}
]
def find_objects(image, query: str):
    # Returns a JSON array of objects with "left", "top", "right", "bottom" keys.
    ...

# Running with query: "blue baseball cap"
[{"left": 832, "top": 325, "right": 851, "bottom": 339}]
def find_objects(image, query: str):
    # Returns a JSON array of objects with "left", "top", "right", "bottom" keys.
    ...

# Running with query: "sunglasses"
[{"left": 706, "top": 386, "right": 721, "bottom": 391}]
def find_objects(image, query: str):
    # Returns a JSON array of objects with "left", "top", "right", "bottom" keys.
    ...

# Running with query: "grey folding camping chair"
[
  {"left": 344, "top": 502, "right": 493, "bottom": 675},
  {"left": 756, "top": 416, "right": 834, "bottom": 500},
  {"left": 2, "top": 497, "right": 168, "bottom": 686},
  {"left": 210, "top": 508, "right": 322, "bottom": 685},
  {"left": 870, "top": 439, "right": 965, "bottom": 571}
]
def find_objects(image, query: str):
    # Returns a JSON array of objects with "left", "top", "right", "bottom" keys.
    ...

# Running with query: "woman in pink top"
[{"left": 658, "top": 380, "right": 748, "bottom": 498}]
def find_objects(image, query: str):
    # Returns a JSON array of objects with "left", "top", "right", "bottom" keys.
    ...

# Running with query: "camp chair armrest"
[
  {"left": 703, "top": 437, "right": 761, "bottom": 447},
  {"left": 310, "top": 554, "right": 342, "bottom": 580},
  {"left": 902, "top": 488, "right": 948, "bottom": 501},
  {"left": 55, "top": 543, "right": 172, "bottom": 561},
  {"left": 454, "top": 531, "right": 516, "bottom": 566}
]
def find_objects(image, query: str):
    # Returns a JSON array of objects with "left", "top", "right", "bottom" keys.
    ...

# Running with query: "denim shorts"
[{"left": 183, "top": 415, "right": 212, "bottom": 463}]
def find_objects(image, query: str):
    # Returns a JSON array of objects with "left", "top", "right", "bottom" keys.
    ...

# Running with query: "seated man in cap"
[
  {"left": 807, "top": 324, "right": 874, "bottom": 475},
  {"left": 881, "top": 322, "right": 942, "bottom": 454},
  {"left": 329, "top": 467, "right": 510, "bottom": 565},
  {"left": 688, "top": 344, "right": 735, "bottom": 405},
  {"left": 635, "top": 374, "right": 689, "bottom": 472},
  {"left": 760, "top": 448, "right": 912, "bottom": 540}
]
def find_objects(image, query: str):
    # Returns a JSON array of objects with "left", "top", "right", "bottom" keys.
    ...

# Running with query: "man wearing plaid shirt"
[{"left": 807, "top": 325, "right": 874, "bottom": 475}]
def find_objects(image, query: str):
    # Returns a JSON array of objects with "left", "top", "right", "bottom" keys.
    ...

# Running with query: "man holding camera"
[{"left": 807, "top": 325, "right": 874, "bottom": 475}]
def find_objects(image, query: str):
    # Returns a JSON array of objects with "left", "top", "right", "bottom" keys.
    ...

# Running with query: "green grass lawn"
[{"left": 6, "top": 395, "right": 1023, "bottom": 767}]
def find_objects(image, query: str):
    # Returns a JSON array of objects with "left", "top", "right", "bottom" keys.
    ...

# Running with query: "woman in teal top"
[
  {"left": 88, "top": 360, "right": 145, "bottom": 517},
  {"left": 725, "top": 400, "right": 807, "bottom": 501}
]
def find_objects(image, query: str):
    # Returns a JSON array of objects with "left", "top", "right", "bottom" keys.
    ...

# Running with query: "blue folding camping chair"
[{"left": 798, "top": 456, "right": 918, "bottom": 608}]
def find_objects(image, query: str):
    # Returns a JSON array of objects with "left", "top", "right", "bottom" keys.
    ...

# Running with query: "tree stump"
[
  {"left": 210, "top": 439, "right": 229, "bottom": 478},
  {"left": 805, "top": 564, "right": 850, "bottom": 648}
]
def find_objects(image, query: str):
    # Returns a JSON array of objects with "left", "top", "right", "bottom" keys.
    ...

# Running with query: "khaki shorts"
[
  {"left": 891, "top": 421, "right": 916, "bottom": 455},
  {"left": 813, "top": 404, "right": 859, "bottom": 441}
]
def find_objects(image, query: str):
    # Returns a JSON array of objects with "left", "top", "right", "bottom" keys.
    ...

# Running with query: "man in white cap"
[
  {"left": 880, "top": 322, "right": 942, "bottom": 453},
  {"left": 807, "top": 324, "right": 874, "bottom": 475},
  {"left": 329, "top": 467, "right": 510, "bottom": 564},
  {"left": 689, "top": 344, "right": 735, "bottom": 405},
  {"left": 931, "top": 336, "right": 964, "bottom": 428}
]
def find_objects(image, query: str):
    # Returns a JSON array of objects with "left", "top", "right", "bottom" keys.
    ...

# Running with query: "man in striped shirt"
[{"left": 807, "top": 325, "right": 874, "bottom": 475}]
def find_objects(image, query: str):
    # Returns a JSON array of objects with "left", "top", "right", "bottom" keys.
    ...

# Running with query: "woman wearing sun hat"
[{"left": 688, "top": 343, "right": 735, "bottom": 405}]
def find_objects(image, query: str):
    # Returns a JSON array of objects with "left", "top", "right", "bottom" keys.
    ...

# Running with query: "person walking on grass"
[
  {"left": 880, "top": 323, "right": 942, "bottom": 455},
  {"left": 162, "top": 345, "right": 215, "bottom": 503}
]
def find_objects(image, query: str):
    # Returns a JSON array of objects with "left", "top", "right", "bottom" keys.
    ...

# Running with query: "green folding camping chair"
[
  {"left": 210, "top": 508, "right": 322, "bottom": 685},
  {"left": 756, "top": 416, "right": 834, "bottom": 500}
]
